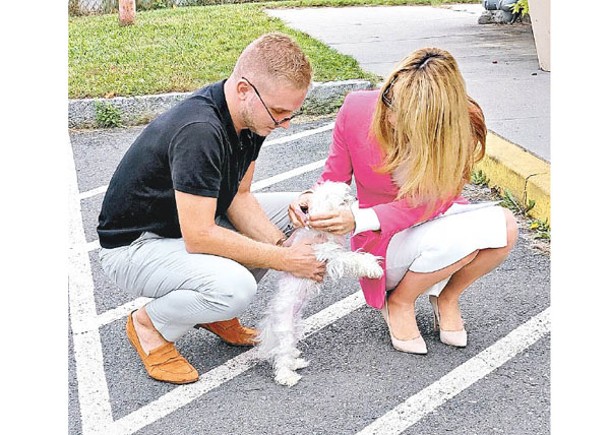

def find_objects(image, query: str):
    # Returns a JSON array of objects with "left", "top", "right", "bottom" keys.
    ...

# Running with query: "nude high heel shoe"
[
  {"left": 380, "top": 299, "right": 428, "bottom": 355},
  {"left": 429, "top": 296, "right": 467, "bottom": 348}
]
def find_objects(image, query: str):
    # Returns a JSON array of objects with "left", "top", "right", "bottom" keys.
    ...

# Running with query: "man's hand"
[
  {"left": 282, "top": 238, "right": 326, "bottom": 282},
  {"left": 288, "top": 191, "right": 313, "bottom": 229},
  {"left": 308, "top": 208, "right": 355, "bottom": 235}
]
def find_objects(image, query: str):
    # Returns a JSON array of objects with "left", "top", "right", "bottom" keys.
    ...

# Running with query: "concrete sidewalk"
[{"left": 267, "top": 3, "right": 550, "bottom": 224}]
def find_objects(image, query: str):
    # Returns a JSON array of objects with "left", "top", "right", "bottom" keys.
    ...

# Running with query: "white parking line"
[
  {"left": 80, "top": 185, "right": 108, "bottom": 200},
  {"left": 356, "top": 307, "right": 551, "bottom": 435},
  {"left": 251, "top": 159, "right": 326, "bottom": 191},
  {"left": 68, "top": 141, "right": 114, "bottom": 434},
  {"left": 108, "top": 292, "right": 366, "bottom": 435},
  {"left": 95, "top": 297, "right": 152, "bottom": 329},
  {"left": 261, "top": 121, "right": 334, "bottom": 148},
  {"left": 70, "top": 120, "right": 549, "bottom": 435},
  {"left": 69, "top": 123, "right": 333, "bottom": 434}
]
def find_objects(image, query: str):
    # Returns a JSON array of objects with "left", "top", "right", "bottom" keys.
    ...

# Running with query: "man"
[{"left": 97, "top": 33, "right": 326, "bottom": 385}]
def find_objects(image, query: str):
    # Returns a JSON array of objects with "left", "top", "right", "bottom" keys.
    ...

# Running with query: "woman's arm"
[
  {"left": 318, "top": 101, "right": 354, "bottom": 185},
  {"left": 289, "top": 100, "right": 356, "bottom": 228}
]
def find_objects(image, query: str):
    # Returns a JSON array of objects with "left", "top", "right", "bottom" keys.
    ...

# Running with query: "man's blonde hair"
[
  {"left": 371, "top": 47, "right": 485, "bottom": 206},
  {"left": 234, "top": 32, "right": 312, "bottom": 90}
]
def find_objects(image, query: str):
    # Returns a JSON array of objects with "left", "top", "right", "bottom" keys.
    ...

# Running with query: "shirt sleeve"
[
  {"left": 351, "top": 201, "right": 381, "bottom": 235},
  {"left": 168, "top": 122, "right": 226, "bottom": 197}
]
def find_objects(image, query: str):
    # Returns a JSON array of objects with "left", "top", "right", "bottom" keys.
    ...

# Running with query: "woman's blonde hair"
[{"left": 371, "top": 47, "right": 486, "bottom": 205}]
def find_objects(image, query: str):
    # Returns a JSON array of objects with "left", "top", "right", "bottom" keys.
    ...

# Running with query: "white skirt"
[{"left": 384, "top": 202, "right": 508, "bottom": 296}]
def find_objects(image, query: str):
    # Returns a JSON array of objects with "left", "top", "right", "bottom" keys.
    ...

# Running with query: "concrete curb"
[
  {"left": 68, "top": 79, "right": 375, "bottom": 130},
  {"left": 476, "top": 132, "right": 550, "bottom": 225}
]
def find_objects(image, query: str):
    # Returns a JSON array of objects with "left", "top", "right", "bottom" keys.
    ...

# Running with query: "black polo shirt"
[{"left": 97, "top": 80, "right": 265, "bottom": 249}]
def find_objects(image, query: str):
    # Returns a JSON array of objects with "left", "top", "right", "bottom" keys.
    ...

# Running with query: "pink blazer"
[{"left": 318, "top": 90, "right": 463, "bottom": 309}]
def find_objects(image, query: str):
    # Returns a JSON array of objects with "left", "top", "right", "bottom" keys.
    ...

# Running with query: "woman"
[{"left": 288, "top": 47, "right": 518, "bottom": 354}]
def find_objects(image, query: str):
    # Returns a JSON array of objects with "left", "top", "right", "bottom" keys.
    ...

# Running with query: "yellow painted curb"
[{"left": 475, "top": 132, "right": 551, "bottom": 225}]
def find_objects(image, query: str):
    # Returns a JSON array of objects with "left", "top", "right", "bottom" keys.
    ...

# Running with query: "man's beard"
[{"left": 240, "top": 102, "right": 269, "bottom": 137}]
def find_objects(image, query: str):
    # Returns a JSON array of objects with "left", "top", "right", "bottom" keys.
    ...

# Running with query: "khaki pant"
[{"left": 99, "top": 192, "right": 297, "bottom": 342}]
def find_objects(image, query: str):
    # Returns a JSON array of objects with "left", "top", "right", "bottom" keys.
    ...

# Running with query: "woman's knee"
[{"left": 457, "top": 250, "right": 479, "bottom": 268}]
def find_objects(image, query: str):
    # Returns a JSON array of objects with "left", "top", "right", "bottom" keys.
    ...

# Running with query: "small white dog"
[{"left": 256, "top": 181, "right": 383, "bottom": 387}]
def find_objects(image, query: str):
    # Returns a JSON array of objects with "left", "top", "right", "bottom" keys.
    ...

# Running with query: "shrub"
[{"left": 95, "top": 101, "right": 123, "bottom": 127}]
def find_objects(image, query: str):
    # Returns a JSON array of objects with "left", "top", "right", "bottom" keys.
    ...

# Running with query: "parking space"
[{"left": 68, "top": 119, "right": 550, "bottom": 435}]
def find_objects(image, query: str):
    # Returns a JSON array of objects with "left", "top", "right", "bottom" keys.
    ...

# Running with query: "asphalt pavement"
[
  {"left": 69, "top": 116, "right": 550, "bottom": 434},
  {"left": 67, "top": 4, "right": 552, "bottom": 435}
]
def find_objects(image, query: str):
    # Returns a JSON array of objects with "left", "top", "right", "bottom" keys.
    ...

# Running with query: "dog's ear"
[
  {"left": 311, "top": 181, "right": 325, "bottom": 192},
  {"left": 340, "top": 183, "right": 356, "bottom": 205}
]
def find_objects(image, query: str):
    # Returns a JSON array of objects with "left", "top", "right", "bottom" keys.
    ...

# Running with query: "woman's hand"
[
  {"left": 308, "top": 208, "right": 355, "bottom": 235},
  {"left": 288, "top": 192, "right": 313, "bottom": 229}
]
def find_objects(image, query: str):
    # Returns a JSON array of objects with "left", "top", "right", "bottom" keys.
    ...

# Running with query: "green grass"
[{"left": 68, "top": 1, "right": 478, "bottom": 99}]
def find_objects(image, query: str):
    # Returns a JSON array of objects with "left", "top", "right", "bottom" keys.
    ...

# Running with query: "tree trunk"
[{"left": 118, "top": 0, "right": 136, "bottom": 26}]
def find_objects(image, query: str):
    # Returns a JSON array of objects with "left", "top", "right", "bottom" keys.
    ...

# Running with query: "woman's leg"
[
  {"left": 387, "top": 251, "right": 478, "bottom": 340},
  {"left": 385, "top": 207, "right": 518, "bottom": 340},
  {"left": 434, "top": 209, "right": 519, "bottom": 331}
]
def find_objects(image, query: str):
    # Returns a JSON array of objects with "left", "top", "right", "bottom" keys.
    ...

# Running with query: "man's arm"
[
  {"left": 176, "top": 191, "right": 280, "bottom": 266},
  {"left": 226, "top": 162, "right": 286, "bottom": 245},
  {"left": 175, "top": 189, "right": 325, "bottom": 281}
]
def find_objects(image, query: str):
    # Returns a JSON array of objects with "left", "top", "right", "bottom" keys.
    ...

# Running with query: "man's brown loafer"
[
  {"left": 195, "top": 317, "right": 259, "bottom": 347},
  {"left": 126, "top": 313, "right": 199, "bottom": 384}
]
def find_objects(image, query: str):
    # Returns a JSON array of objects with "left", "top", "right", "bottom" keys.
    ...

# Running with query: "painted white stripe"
[
  {"left": 69, "top": 114, "right": 551, "bottom": 435},
  {"left": 356, "top": 307, "right": 551, "bottom": 435},
  {"left": 251, "top": 158, "right": 326, "bottom": 191},
  {"left": 261, "top": 122, "right": 334, "bottom": 148},
  {"left": 78, "top": 123, "right": 334, "bottom": 200},
  {"left": 67, "top": 140, "right": 114, "bottom": 433},
  {"left": 95, "top": 297, "right": 152, "bottom": 329},
  {"left": 85, "top": 240, "right": 100, "bottom": 252},
  {"left": 80, "top": 185, "right": 108, "bottom": 200},
  {"left": 302, "top": 291, "right": 365, "bottom": 335},
  {"left": 106, "top": 292, "right": 366, "bottom": 435}
]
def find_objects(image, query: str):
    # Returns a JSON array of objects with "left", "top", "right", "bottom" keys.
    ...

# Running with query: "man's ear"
[{"left": 236, "top": 79, "right": 249, "bottom": 101}]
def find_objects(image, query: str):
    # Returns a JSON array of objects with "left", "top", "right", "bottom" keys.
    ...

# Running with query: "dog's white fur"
[{"left": 256, "top": 181, "right": 383, "bottom": 387}]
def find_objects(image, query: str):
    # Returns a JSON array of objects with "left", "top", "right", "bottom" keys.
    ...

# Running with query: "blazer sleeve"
[{"left": 318, "top": 99, "right": 353, "bottom": 185}]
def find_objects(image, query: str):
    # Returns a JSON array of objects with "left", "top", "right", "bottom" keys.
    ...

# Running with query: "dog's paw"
[
  {"left": 291, "top": 358, "right": 310, "bottom": 370},
  {"left": 358, "top": 256, "right": 383, "bottom": 278},
  {"left": 366, "top": 262, "right": 384, "bottom": 279},
  {"left": 353, "top": 253, "right": 384, "bottom": 279},
  {"left": 275, "top": 367, "right": 302, "bottom": 387},
  {"left": 291, "top": 348, "right": 302, "bottom": 358}
]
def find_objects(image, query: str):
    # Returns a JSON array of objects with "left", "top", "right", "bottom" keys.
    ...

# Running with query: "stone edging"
[{"left": 68, "top": 79, "right": 375, "bottom": 129}]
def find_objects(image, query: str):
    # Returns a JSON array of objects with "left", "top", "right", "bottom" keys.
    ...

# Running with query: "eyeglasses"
[
  {"left": 381, "top": 68, "right": 407, "bottom": 108},
  {"left": 241, "top": 77, "right": 298, "bottom": 126}
]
